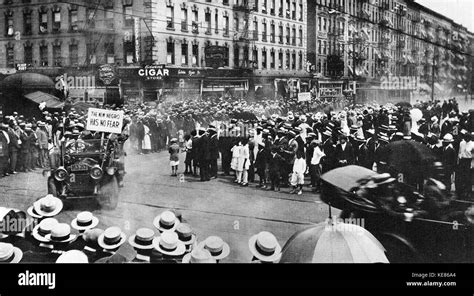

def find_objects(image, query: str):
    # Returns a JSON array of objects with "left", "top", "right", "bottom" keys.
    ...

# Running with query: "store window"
[
  {"left": 262, "top": 48, "right": 267, "bottom": 68},
  {"left": 167, "top": 41, "right": 175, "bottom": 64},
  {"left": 181, "top": 43, "right": 188, "bottom": 65},
  {"left": 6, "top": 45, "right": 14, "bottom": 68},
  {"left": 70, "top": 43, "right": 79, "bottom": 65},
  {"left": 40, "top": 44, "right": 48, "bottom": 66},
  {"left": 24, "top": 44, "right": 33, "bottom": 64},
  {"left": 53, "top": 44, "right": 62, "bottom": 66},
  {"left": 192, "top": 44, "right": 199, "bottom": 66}
]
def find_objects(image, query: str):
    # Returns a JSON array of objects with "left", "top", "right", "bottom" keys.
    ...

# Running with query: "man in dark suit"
[
  {"left": 335, "top": 134, "right": 355, "bottom": 167},
  {"left": 268, "top": 146, "right": 285, "bottom": 192},
  {"left": 191, "top": 130, "right": 200, "bottom": 177},
  {"left": 208, "top": 126, "right": 219, "bottom": 179},
  {"left": 198, "top": 129, "right": 210, "bottom": 181},
  {"left": 321, "top": 129, "right": 336, "bottom": 173}
]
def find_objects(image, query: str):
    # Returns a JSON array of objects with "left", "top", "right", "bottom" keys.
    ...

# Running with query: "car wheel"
[
  {"left": 378, "top": 232, "right": 425, "bottom": 263},
  {"left": 47, "top": 177, "right": 58, "bottom": 197},
  {"left": 98, "top": 176, "right": 119, "bottom": 210}
]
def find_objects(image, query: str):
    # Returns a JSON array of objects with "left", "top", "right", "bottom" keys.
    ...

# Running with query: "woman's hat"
[
  {"left": 71, "top": 212, "right": 99, "bottom": 231},
  {"left": 98, "top": 227, "right": 127, "bottom": 250},
  {"left": 33, "top": 195, "right": 63, "bottom": 218},
  {"left": 197, "top": 236, "right": 230, "bottom": 260},
  {"left": 0, "top": 242, "right": 22, "bottom": 263},
  {"left": 248, "top": 232, "right": 282, "bottom": 263},
  {"left": 128, "top": 228, "right": 156, "bottom": 250},
  {"left": 45, "top": 223, "right": 76, "bottom": 244},
  {"left": 175, "top": 223, "right": 196, "bottom": 246},
  {"left": 153, "top": 211, "right": 180, "bottom": 233},
  {"left": 182, "top": 247, "right": 216, "bottom": 264},
  {"left": 152, "top": 231, "right": 186, "bottom": 256},
  {"left": 56, "top": 250, "right": 88, "bottom": 263},
  {"left": 32, "top": 218, "right": 59, "bottom": 243}
]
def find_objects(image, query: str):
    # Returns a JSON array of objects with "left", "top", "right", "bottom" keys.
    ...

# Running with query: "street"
[{"left": 0, "top": 151, "right": 335, "bottom": 263}]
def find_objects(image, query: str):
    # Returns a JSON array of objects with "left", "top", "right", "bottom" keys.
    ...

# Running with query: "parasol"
[{"left": 280, "top": 222, "right": 389, "bottom": 263}]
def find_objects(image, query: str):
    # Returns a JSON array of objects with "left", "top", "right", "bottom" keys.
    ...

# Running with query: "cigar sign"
[{"left": 138, "top": 65, "right": 170, "bottom": 80}]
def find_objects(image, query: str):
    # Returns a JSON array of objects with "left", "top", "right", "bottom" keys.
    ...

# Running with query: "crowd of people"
[
  {"left": 0, "top": 196, "right": 283, "bottom": 264},
  {"left": 128, "top": 97, "right": 471, "bottom": 200}
]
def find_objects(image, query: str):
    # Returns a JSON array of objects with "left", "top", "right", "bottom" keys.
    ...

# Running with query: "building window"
[
  {"left": 318, "top": 17, "right": 321, "bottom": 31},
  {"left": 262, "top": 0, "right": 267, "bottom": 13},
  {"left": 278, "top": 51, "right": 283, "bottom": 69},
  {"left": 181, "top": 7, "right": 188, "bottom": 31},
  {"left": 53, "top": 44, "right": 61, "bottom": 66},
  {"left": 69, "top": 8, "right": 79, "bottom": 31},
  {"left": 253, "top": 19, "right": 258, "bottom": 40},
  {"left": 167, "top": 41, "right": 174, "bottom": 64},
  {"left": 23, "top": 12, "right": 32, "bottom": 35},
  {"left": 5, "top": 13, "right": 14, "bottom": 37},
  {"left": 323, "top": 18, "right": 327, "bottom": 31},
  {"left": 53, "top": 10, "right": 61, "bottom": 32},
  {"left": 105, "top": 42, "right": 115, "bottom": 64},
  {"left": 278, "top": 24, "right": 283, "bottom": 43},
  {"left": 224, "top": 14, "right": 229, "bottom": 36},
  {"left": 167, "top": 5, "right": 174, "bottom": 29},
  {"left": 270, "top": 50, "right": 275, "bottom": 68},
  {"left": 270, "top": 0, "right": 275, "bottom": 15},
  {"left": 223, "top": 0, "right": 229, "bottom": 5},
  {"left": 215, "top": 11, "right": 219, "bottom": 34},
  {"left": 298, "top": 27, "right": 303, "bottom": 46},
  {"left": 234, "top": 45, "right": 239, "bottom": 67},
  {"left": 323, "top": 41, "right": 327, "bottom": 54},
  {"left": 298, "top": 51, "right": 302, "bottom": 70},
  {"left": 124, "top": 4, "right": 134, "bottom": 27},
  {"left": 87, "top": 43, "right": 97, "bottom": 64},
  {"left": 270, "top": 23, "right": 275, "bottom": 43},
  {"left": 39, "top": 11, "right": 48, "bottom": 33},
  {"left": 24, "top": 45, "right": 33, "bottom": 64},
  {"left": 262, "top": 48, "right": 267, "bottom": 68},
  {"left": 285, "top": 51, "right": 290, "bottom": 69},
  {"left": 252, "top": 48, "right": 258, "bottom": 68},
  {"left": 181, "top": 43, "right": 188, "bottom": 65},
  {"left": 192, "top": 9, "right": 198, "bottom": 33},
  {"left": 262, "top": 22, "right": 267, "bottom": 42},
  {"left": 6, "top": 45, "right": 14, "bottom": 68},
  {"left": 292, "top": 27, "right": 296, "bottom": 45},
  {"left": 192, "top": 44, "right": 199, "bottom": 66},
  {"left": 40, "top": 45, "right": 48, "bottom": 66},
  {"left": 124, "top": 41, "right": 134, "bottom": 64},
  {"left": 292, "top": 52, "right": 296, "bottom": 69},
  {"left": 205, "top": 10, "right": 211, "bottom": 34},
  {"left": 286, "top": 26, "right": 290, "bottom": 44},
  {"left": 318, "top": 40, "right": 321, "bottom": 54},
  {"left": 243, "top": 46, "right": 249, "bottom": 68},
  {"left": 70, "top": 44, "right": 79, "bottom": 65},
  {"left": 299, "top": 2, "right": 303, "bottom": 20},
  {"left": 87, "top": 8, "right": 96, "bottom": 28},
  {"left": 223, "top": 45, "right": 229, "bottom": 66}
]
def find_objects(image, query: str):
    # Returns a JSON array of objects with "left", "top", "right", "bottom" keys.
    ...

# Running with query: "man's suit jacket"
[{"left": 335, "top": 142, "right": 355, "bottom": 165}]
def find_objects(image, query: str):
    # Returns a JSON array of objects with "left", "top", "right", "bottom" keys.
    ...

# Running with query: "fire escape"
[{"left": 233, "top": 0, "right": 256, "bottom": 70}]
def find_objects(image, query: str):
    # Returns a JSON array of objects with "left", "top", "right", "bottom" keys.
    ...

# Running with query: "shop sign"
[
  {"left": 298, "top": 92, "right": 312, "bottom": 102},
  {"left": 318, "top": 82, "right": 344, "bottom": 98},
  {"left": 138, "top": 65, "right": 170, "bottom": 80},
  {"left": 98, "top": 65, "right": 116, "bottom": 85}
]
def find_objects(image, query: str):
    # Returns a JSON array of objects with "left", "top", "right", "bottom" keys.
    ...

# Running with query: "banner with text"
[
  {"left": 86, "top": 108, "right": 124, "bottom": 134},
  {"left": 298, "top": 92, "right": 312, "bottom": 102}
]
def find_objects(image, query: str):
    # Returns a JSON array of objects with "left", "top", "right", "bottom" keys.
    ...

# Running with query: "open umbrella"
[
  {"left": 280, "top": 222, "right": 389, "bottom": 263},
  {"left": 376, "top": 140, "right": 437, "bottom": 181}
]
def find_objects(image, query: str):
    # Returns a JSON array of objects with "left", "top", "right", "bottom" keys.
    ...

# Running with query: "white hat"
[
  {"left": 56, "top": 250, "right": 89, "bottom": 263},
  {"left": 128, "top": 228, "right": 156, "bottom": 250},
  {"left": 152, "top": 231, "right": 186, "bottom": 256},
  {"left": 0, "top": 242, "right": 22, "bottom": 263},
  {"left": 182, "top": 247, "right": 216, "bottom": 264},
  {"left": 248, "top": 232, "right": 282, "bottom": 263},
  {"left": 197, "top": 236, "right": 230, "bottom": 261},
  {"left": 98, "top": 227, "right": 127, "bottom": 250},
  {"left": 443, "top": 133, "right": 454, "bottom": 142},
  {"left": 26, "top": 206, "right": 43, "bottom": 219},
  {"left": 32, "top": 218, "right": 59, "bottom": 243},
  {"left": 33, "top": 195, "right": 63, "bottom": 218},
  {"left": 153, "top": 211, "right": 180, "bottom": 233},
  {"left": 45, "top": 223, "right": 76, "bottom": 244},
  {"left": 71, "top": 212, "right": 99, "bottom": 231}
]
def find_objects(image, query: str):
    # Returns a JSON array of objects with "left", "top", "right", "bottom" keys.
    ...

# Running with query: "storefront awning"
[{"left": 24, "top": 91, "right": 64, "bottom": 109}]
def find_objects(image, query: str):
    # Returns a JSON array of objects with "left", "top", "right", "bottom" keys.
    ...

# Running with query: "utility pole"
[{"left": 431, "top": 49, "right": 435, "bottom": 102}]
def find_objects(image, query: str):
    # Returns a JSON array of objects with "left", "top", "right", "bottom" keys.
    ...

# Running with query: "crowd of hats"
[{"left": 2, "top": 195, "right": 285, "bottom": 263}]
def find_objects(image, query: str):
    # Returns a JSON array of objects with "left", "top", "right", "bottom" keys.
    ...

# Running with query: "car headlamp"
[{"left": 54, "top": 167, "right": 68, "bottom": 182}]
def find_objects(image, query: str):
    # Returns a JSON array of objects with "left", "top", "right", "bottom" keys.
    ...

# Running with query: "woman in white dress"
[
  {"left": 236, "top": 138, "right": 250, "bottom": 186},
  {"left": 231, "top": 140, "right": 242, "bottom": 180},
  {"left": 142, "top": 124, "right": 152, "bottom": 154}
]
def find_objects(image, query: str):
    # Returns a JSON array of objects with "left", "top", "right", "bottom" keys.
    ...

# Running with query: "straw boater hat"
[
  {"left": 0, "top": 242, "right": 22, "bottom": 263},
  {"left": 248, "top": 231, "right": 282, "bottom": 263},
  {"left": 197, "top": 236, "right": 230, "bottom": 261},
  {"left": 32, "top": 218, "right": 59, "bottom": 243},
  {"left": 153, "top": 211, "right": 180, "bottom": 233},
  {"left": 56, "top": 250, "right": 89, "bottom": 263},
  {"left": 182, "top": 247, "right": 216, "bottom": 264},
  {"left": 98, "top": 227, "right": 127, "bottom": 250},
  {"left": 443, "top": 133, "right": 454, "bottom": 143},
  {"left": 71, "top": 212, "right": 99, "bottom": 231},
  {"left": 152, "top": 231, "right": 186, "bottom": 256},
  {"left": 45, "top": 223, "right": 77, "bottom": 244},
  {"left": 128, "top": 228, "right": 156, "bottom": 250},
  {"left": 33, "top": 195, "right": 63, "bottom": 218},
  {"left": 175, "top": 223, "right": 196, "bottom": 247}
]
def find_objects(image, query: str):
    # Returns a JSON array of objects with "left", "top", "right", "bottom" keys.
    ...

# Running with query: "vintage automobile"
[
  {"left": 321, "top": 165, "right": 474, "bottom": 263},
  {"left": 46, "top": 137, "right": 124, "bottom": 210}
]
